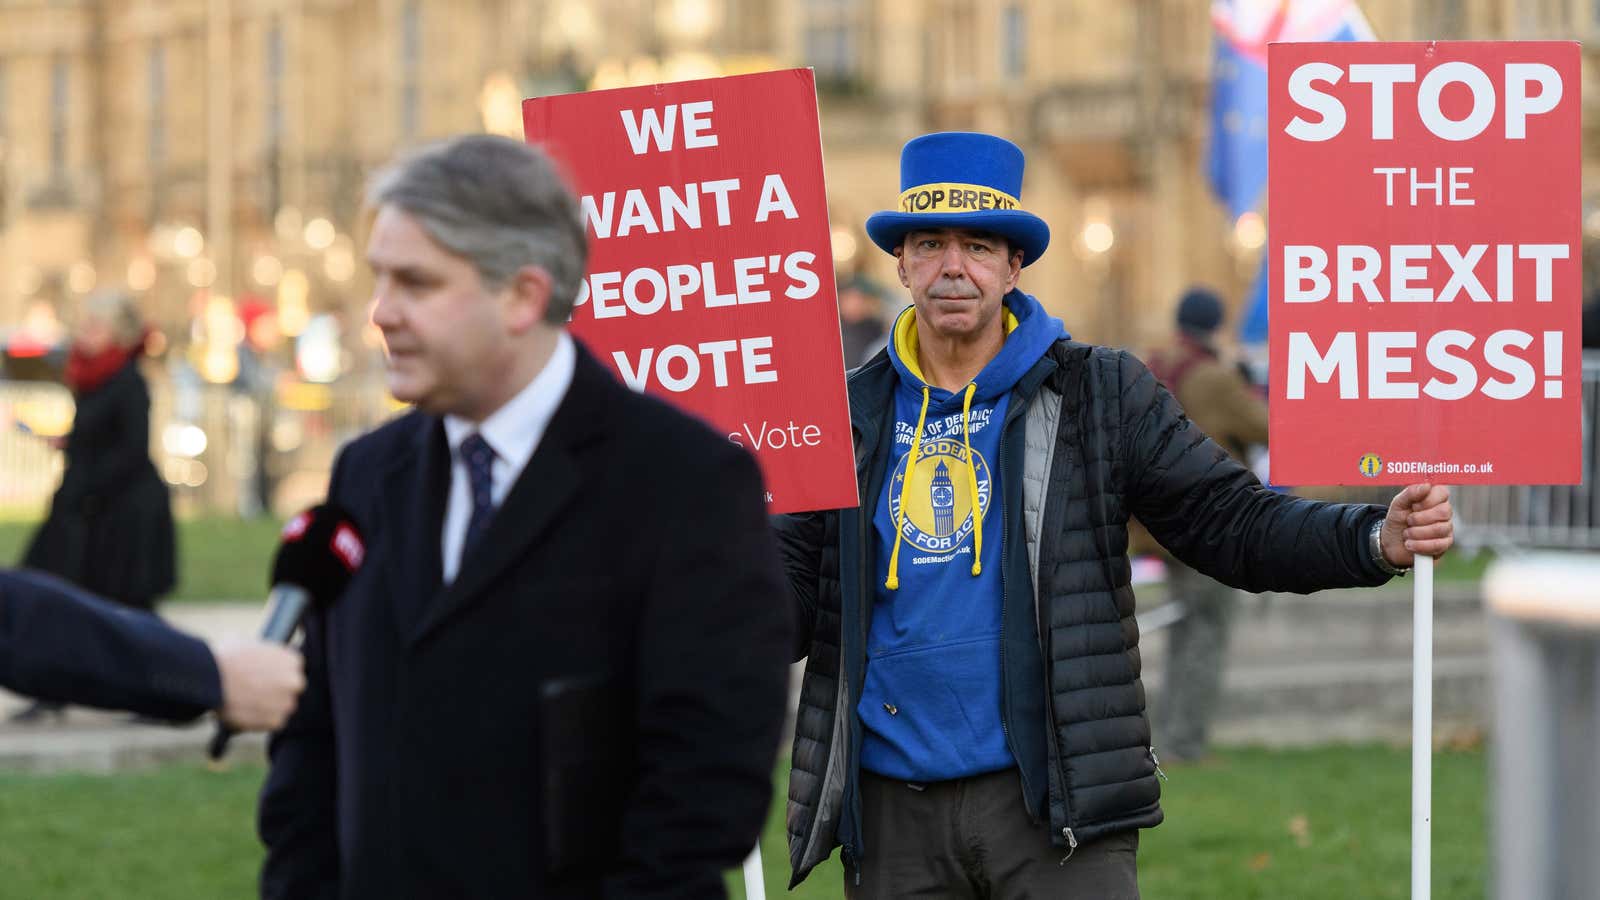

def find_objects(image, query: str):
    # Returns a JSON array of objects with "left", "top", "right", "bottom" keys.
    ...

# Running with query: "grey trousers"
[
  {"left": 845, "top": 768, "right": 1140, "bottom": 899},
  {"left": 1159, "top": 560, "right": 1239, "bottom": 761}
]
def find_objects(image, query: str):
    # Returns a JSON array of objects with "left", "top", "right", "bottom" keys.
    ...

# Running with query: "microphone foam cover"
[{"left": 270, "top": 503, "right": 365, "bottom": 609}]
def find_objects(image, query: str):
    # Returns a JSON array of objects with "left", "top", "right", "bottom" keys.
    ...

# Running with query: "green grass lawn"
[
  {"left": 0, "top": 745, "right": 1485, "bottom": 899},
  {"left": 0, "top": 516, "right": 284, "bottom": 602},
  {"left": 0, "top": 762, "right": 267, "bottom": 897}
]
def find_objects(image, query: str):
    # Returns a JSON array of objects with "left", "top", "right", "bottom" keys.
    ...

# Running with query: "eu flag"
[
  {"left": 1210, "top": 1, "right": 1373, "bottom": 340},
  {"left": 1207, "top": 23, "right": 1271, "bottom": 221}
]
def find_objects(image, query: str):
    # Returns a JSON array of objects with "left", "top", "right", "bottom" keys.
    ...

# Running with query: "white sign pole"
[
  {"left": 1412, "top": 553, "right": 1434, "bottom": 900},
  {"left": 742, "top": 843, "right": 766, "bottom": 900}
]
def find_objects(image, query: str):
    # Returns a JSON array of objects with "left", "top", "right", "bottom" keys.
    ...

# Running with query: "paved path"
[
  {"left": 0, "top": 602, "right": 266, "bottom": 773},
  {"left": 0, "top": 582, "right": 1491, "bottom": 774}
]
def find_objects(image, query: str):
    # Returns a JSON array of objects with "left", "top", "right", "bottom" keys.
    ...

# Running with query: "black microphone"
[{"left": 207, "top": 504, "right": 364, "bottom": 760}]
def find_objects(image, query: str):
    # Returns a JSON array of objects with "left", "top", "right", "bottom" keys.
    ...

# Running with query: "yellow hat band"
[{"left": 897, "top": 182, "right": 1020, "bottom": 214}]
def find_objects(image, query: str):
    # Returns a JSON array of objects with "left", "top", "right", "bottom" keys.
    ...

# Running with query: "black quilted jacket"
[{"left": 774, "top": 339, "right": 1392, "bottom": 886}]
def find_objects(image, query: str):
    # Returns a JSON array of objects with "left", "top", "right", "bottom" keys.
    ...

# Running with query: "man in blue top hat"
[{"left": 774, "top": 132, "right": 1455, "bottom": 898}]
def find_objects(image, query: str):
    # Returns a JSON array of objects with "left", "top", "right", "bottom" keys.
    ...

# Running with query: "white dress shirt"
[{"left": 440, "top": 332, "right": 576, "bottom": 584}]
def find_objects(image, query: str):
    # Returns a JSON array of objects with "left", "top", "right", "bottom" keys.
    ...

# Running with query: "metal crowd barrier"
[
  {"left": 0, "top": 381, "right": 71, "bottom": 509},
  {"left": 0, "top": 366, "right": 398, "bottom": 517},
  {"left": 1454, "top": 352, "right": 1600, "bottom": 552}
]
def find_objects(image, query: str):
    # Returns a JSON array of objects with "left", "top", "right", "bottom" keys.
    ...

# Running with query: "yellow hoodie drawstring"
[
  {"left": 886, "top": 382, "right": 986, "bottom": 589},
  {"left": 885, "top": 386, "right": 931, "bottom": 590},
  {"left": 961, "top": 384, "right": 983, "bottom": 576}
]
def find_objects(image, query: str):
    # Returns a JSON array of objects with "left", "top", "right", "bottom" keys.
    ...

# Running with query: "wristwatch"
[{"left": 1368, "top": 520, "right": 1409, "bottom": 577}]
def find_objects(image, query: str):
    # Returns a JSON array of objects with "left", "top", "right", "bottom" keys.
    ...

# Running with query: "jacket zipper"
[
  {"left": 847, "top": 469, "right": 871, "bottom": 879},
  {"left": 1150, "top": 746, "right": 1169, "bottom": 782},
  {"left": 1052, "top": 368, "right": 1082, "bottom": 857},
  {"left": 996, "top": 409, "right": 1039, "bottom": 821},
  {"left": 1058, "top": 826, "right": 1079, "bottom": 865}
]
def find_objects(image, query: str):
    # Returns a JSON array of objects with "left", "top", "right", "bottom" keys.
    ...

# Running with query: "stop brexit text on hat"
[
  {"left": 1268, "top": 40, "right": 1580, "bottom": 485},
  {"left": 523, "top": 68, "right": 857, "bottom": 515},
  {"left": 863, "top": 131, "right": 1051, "bottom": 268}
]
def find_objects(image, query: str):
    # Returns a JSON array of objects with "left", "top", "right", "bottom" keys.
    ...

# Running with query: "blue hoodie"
[{"left": 858, "top": 289, "right": 1067, "bottom": 782}]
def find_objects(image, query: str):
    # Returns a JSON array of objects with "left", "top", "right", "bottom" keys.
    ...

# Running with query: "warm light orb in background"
[
  {"left": 146, "top": 225, "right": 176, "bottom": 259},
  {"left": 554, "top": 4, "right": 597, "bottom": 50},
  {"left": 277, "top": 269, "right": 310, "bottom": 337},
  {"left": 173, "top": 226, "right": 205, "bottom": 260},
  {"left": 195, "top": 295, "right": 241, "bottom": 384},
  {"left": 252, "top": 254, "right": 284, "bottom": 287},
  {"left": 591, "top": 56, "right": 665, "bottom": 90},
  {"left": 479, "top": 72, "right": 524, "bottom": 138},
  {"left": 162, "top": 422, "right": 208, "bottom": 458},
  {"left": 304, "top": 217, "right": 336, "bottom": 251},
  {"left": 660, "top": 0, "right": 714, "bottom": 42},
  {"left": 830, "top": 226, "right": 857, "bottom": 266},
  {"left": 1233, "top": 211, "right": 1266, "bottom": 250},
  {"left": 324, "top": 240, "right": 355, "bottom": 283},
  {"left": 297, "top": 314, "right": 345, "bottom": 383},
  {"left": 1081, "top": 221, "right": 1115, "bottom": 255},
  {"left": 661, "top": 52, "right": 720, "bottom": 83},
  {"left": 204, "top": 296, "right": 242, "bottom": 346}
]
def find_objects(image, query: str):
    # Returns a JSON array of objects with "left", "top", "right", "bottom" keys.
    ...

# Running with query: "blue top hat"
[{"left": 864, "top": 132, "right": 1051, "bottom": 267}]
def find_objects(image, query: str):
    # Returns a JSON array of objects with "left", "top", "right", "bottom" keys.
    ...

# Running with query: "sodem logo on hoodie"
[{"left": 887, "top": 439, "right": 993, "bottom": 554}]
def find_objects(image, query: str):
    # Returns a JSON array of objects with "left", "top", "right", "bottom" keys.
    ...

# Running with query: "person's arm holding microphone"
[
  {"left": 208, "top": 503, "right": 363, "bottom": 759},
  {"left": 0, "top": 568, "right": 304, "bottom": 730}
]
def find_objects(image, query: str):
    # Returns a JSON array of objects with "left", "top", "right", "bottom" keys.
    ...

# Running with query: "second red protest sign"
[
  {"left": 1268, "top": 41, "right": 1580, "bottom": 486},
  {"left": 524, "top": 69, "right": 857, "bottom": 514}
]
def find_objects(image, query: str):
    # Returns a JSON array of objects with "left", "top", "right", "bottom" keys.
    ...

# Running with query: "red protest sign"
[
  {"left": 523, "top": 69, "right": 857, "bottom": 514},
  {"left": 1268, "top": 41, "right": 1581, "bottom": 486}
]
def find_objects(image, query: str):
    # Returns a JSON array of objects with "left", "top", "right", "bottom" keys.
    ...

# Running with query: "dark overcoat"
[
  {"left": 259, "top": 346, "right": 794, "bottom": 900},
  {"left": 24, "top": 360, "right": 175, "bottom": 608}
]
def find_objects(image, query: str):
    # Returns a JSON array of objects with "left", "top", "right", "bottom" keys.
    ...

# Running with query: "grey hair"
[
  {"left": 366, "top": 134, "right": 588, "bottom": 324},
  {"left": 80, "top": 289, "right": 145, "bottom": 346}
]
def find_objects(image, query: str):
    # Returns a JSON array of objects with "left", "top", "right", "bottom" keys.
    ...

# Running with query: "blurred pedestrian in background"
[
  {"left": 233, "top": 295, "right": 285, "bottom": 517},
  {"left": 12, "top": 289, "right": 176, "bottom": 723},
  {"left": 1143, "top": 286, "right": 1268, "bottom": 762},
  {"left": 837, "top": 272, "right": 891, "bottom": 369}
]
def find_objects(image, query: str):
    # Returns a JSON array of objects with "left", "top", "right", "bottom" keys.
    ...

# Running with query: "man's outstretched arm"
[{"left": 0, "top": 568, "right": 303, "bottom": 727}]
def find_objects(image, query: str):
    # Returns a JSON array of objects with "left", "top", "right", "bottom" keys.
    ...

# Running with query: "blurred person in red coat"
[{"left": 13, "top": 289, "right": 176, "bottom": 723}]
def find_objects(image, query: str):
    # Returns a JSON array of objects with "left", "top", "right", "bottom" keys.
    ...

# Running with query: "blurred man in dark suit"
[{"left": 259, "top": 135, "right": 793, "bottom": 900}]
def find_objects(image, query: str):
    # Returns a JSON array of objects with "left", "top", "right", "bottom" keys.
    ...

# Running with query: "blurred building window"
[
  {"left": 148, "top": 43, "right": 166, "bottom": 170},
  {"left": 805, "top": 26, "right": 854, "bottom": 78},
  {"left": 401, "top": 0, "right": 420, "bottom": 140},
  {"left": 802, "top": 0, "right": 862, "bottom": 90},
  {"left": 1517, "top": 0, "right": 1569, "bottom": 34},
  {"left": 946, "top": 5, "right": 977, "bottom": 82},
  {"left": 1002, "top": 4, "right": 1026, "bottom": 78},
  {"left": 50, "top": 55, "right": 67, "bottom": 175},
  {"left": 1415, "top": 0, "right": 1464, "bottom": 38}
]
